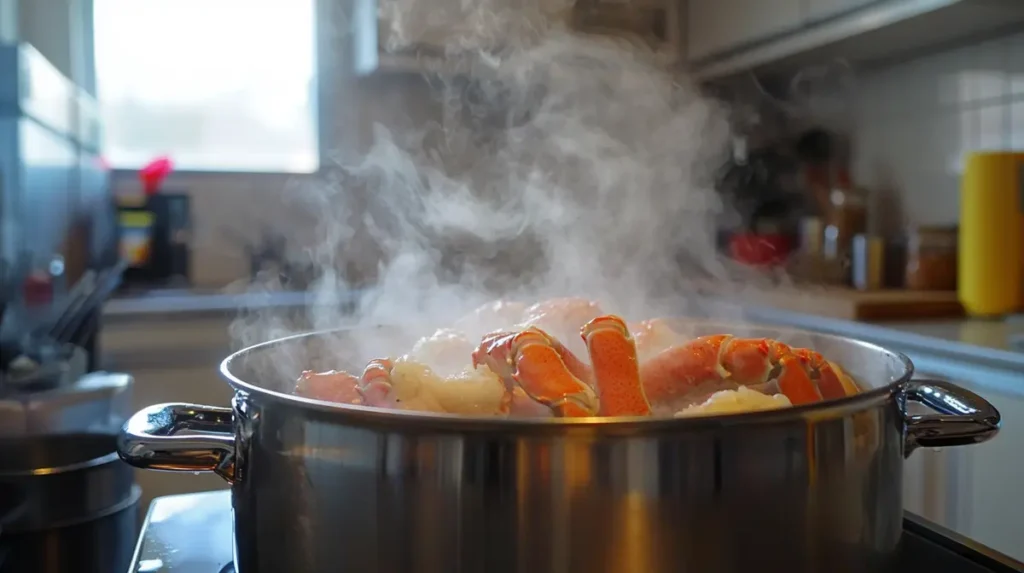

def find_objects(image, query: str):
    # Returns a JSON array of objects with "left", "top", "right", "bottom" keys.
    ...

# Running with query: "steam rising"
[{"left": 230, "top": 0, "right": 742, "bottom": 383}]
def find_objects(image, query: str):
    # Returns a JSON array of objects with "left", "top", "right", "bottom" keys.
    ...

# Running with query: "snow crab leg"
[
  {"left": 472, "top": 327, "right": 599, "bottom": 416},
  {"left": 294, "top": 358, "right": 396, "bottom": 408},
  {"left": 640, "top": 335, "right": 858, "bottom": 406},
  {"left": 473, "top": 315, "right": 651, "bottom": 417}
]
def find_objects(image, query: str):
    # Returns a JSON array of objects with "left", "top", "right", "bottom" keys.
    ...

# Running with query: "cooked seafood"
[
  {"left": 675, "top": 386, "right": 792, "bottom": 417},
  {"left": 294, "top": 298, "right": 861, "bottom": 418}
]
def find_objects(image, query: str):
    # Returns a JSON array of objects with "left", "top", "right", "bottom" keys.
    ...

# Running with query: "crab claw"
[
  {"left": 474, "top": 328, "right": 594, "bottom": 415},
  {"left": 474, "top": 328, "right": 598, "bottom": 417},
  {"left": 358, "top": 358, "right": 395, "bottom": 407},
  {"left": 773, "top": 353, "right": 824, "bottom": 405},
  {"left": 787, "top": 348, "right": 859, "bottom": 400},
  {"left": 582, "top": 315, "right": 650, "bottom": 416}
]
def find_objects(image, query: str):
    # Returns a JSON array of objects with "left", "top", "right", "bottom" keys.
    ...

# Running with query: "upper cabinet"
[
  {"left": 689, "top": 0, "right": 802, "bottom": 60},
  {"left": 686, "top": 0, "right": 1024, "bottom": 80},
  {"left": 804, "top": 0, "right": 878, "bottom": 23}
]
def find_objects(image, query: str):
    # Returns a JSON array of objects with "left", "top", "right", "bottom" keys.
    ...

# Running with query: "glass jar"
[{"left": 905, "top": 225, "right": 958, "bottom": 291}]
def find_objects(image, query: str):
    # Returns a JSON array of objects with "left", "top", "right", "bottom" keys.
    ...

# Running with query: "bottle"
[{"left": 958, "top": 152, "right": 1024, "bottom": 316}]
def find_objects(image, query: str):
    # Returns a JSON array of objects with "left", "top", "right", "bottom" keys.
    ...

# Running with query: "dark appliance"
[{"left": 117, "top": 192, "right": 192, "bottom": 286}]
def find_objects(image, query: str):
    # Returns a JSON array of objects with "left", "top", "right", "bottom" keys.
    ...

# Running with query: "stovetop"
[{"left": 129, "top": 490, "right": 1024, "bottom": 573}]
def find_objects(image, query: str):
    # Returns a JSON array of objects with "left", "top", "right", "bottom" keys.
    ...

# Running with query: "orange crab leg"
[
  {"left": 718, "top": 337, "right": 775, "bottom": 385},
  {"left": 295, "top": 370, "right": 362, "bottom": 404},
  {"left": 358, "top": 358, "right": 395, "bottom": 407},
  {"left": 582, "top": 316, "right": 651, "bottom": 416},
  {"left": 639, "top": 335, "right": 731, "bottom": 404},
  {"left": 774, "top": 354, "right": 824, "bottom": 405},
  {"left": 508, "top": 330, "right": 599, "bottom": 417},
  {"left": 787, "top": 348, "right": 858, "bottom": 400},
  {"left": 473, "top": 328, "right": 594, "bottom": 415}
]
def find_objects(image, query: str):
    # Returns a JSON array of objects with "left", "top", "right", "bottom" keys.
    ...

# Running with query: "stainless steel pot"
[
  {"left": 117, "top": 322, "right": 1001, "bottom": 573},
  {"left": 0, "top": 433, "right": 140, "bottom": 573}
]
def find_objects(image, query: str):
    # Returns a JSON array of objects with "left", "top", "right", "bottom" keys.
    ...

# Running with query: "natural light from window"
[{"left": 93, "top": 0, "right": 319, "bottom": 173}]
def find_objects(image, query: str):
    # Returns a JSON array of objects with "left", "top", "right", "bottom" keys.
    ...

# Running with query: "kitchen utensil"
[
  {"left": 0, "top": 433, "right": 139, "bottom": 573},
  {"left": 959, "top": 152, "right": 1024, "bottom": 316},
  {"left": 118, "top": 322, "right": 1000, "bottom": 573}
]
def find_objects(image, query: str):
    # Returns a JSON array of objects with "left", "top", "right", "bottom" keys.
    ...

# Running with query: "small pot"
[{"left": 118, "top": 322, "right": 1000, "bottom": 573}]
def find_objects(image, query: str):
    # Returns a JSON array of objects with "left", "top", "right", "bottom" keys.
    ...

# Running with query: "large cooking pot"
[{"left": 117, "top": 321, "right": 1000, "bottom": 573}]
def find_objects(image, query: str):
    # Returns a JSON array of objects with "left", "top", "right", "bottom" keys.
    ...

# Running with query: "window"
[{"left": 93, "top": 0, "right": 319, "bottom": 173}]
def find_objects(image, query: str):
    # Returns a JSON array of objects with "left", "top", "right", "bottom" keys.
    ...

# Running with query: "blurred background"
[{"left": 2, "top": 0, "right": 1024, "bottom": 571}]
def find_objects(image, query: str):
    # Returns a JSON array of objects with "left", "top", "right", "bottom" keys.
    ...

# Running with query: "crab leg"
[
  {"left": 773, "top": 354, "right": 824, "bottom": 405},
  {"left": 581, "top": 316, "right": 651, "bottom": 416},
  {"left": 639, "top": 335, "right": 731, "bottom": 404},
  {"left": 358, "top": 358, "right": 395, "bottom": 407},
  {"left": 295, "top": 370, "right": 363, "bottom": 404},
  {"left": 640, "top": 336, "right": 829, "bottom": 407},
  {"left": 473, "top": 328, "right": 598, "bottom": 417},
  {"left": 787, "top": 348, "right": 859, "bottom": 400}
]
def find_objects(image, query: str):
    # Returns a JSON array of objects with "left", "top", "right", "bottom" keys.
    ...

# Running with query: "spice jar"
[{"left": 905, "top": 225, "right": 958, "bottom": 291}]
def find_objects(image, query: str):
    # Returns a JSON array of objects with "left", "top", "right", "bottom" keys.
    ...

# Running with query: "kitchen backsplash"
[{"left": 852, "top": 30, "right": 1024, "bottom": 236}]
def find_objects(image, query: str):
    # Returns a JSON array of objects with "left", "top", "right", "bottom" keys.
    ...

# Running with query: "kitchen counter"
[
  {"left": 729, "top": 303, "right": 1024, "bottom": 388},
  {"left": 103, "top": 288, "right": 362, "bottom": 322},
  {"left": 103, "top": 289, "right": 1023, "bottom": 373}
]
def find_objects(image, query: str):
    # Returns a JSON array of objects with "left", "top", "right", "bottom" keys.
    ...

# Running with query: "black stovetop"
[{"left": 128, "top": 491, "right": 1024, "bottom": 573}]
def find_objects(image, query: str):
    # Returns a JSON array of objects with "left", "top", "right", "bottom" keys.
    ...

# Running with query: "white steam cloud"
[{"left": 229, "top": 0, "right": 747, "bottom": 387}]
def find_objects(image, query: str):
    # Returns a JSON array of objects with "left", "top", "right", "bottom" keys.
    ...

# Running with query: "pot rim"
[
  {"left": 219, "top": 320, "right": 915, "bottom": 429},
  {"left": 0, "top": 433, "right": 122, "bottom": 477}
]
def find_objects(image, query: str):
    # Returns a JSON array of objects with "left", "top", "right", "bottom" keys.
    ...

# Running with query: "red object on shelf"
[
  {"left": 729, "top": 233, "right": 793, "bottom": 267},
  {"left": 139, "top": 156, "right": 174, "bottom": 196},
  {"left": 22, "top": 272, "right": 54, "bottom": 307}
]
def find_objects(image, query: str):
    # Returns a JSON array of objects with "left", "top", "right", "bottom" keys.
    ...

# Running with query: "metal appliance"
[
  {"left": 0, "top": 371, "right": 133, "bottom": 437},
  {"left": 0, "top": 42, "right": 115, "bottom": 281},
  {"left": 0, "top": 432, "right": 140, "bottom": 573}
]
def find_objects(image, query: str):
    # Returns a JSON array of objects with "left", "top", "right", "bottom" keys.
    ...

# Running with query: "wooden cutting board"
[{"left": 735, "top": 287, "right": 963, "bottom": 321}]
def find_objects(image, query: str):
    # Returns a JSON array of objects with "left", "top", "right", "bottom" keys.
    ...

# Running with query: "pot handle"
[
  {"left": 902, "top": 379, "right": 1000, "bottom": 456},
  {"left": 117, "top": 403, "right": 236, "bottom": 483}
]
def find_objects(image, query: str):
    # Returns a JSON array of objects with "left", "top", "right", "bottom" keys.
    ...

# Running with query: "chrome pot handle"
[
  {"left": 902, "top": 379, "right": 1001, "bottom": 456},
  {"left": 117, "top": 403, "right": 236, "bottom": 482}
]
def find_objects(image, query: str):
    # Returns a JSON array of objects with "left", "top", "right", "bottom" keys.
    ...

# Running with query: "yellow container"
[{"left": 958, "top": 151, "right": 1024, "bottom": 316}]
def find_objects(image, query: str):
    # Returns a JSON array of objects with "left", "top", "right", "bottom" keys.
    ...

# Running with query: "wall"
[
  {"left": 0, "top": 0, "right": 15, "bottom": 43},
  {"left": 852, "top": 31, "right": 1024, "bottom": 236}
]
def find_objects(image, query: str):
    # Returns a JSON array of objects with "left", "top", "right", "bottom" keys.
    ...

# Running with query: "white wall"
[
  {"left": 852, "top": 31, "right": 1024, "bottom": 237},
  {"left": 0, "top": 0, "right": 16, "bottom": 43}
]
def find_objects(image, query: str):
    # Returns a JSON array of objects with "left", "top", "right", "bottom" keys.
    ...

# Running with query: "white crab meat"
[
  {"left": 408, "top": 328, "right": 476, "bottom": 378},
  {"left": 387, "top": 357, "right": 505, "bottom": 415},
  {"left": 674, "top": 386, "right": 792, "bottom": 418}
]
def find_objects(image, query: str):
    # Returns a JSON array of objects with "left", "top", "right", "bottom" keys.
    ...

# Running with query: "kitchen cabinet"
[
  {"left": 687, "top": 0, "right": 1024, "bottom": 80},
  {"left": 805, "top": 0, "right": 879, "bottom": 24},
  {"left": 687, "top": 0, "right": 803, "bottom": 62}
]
